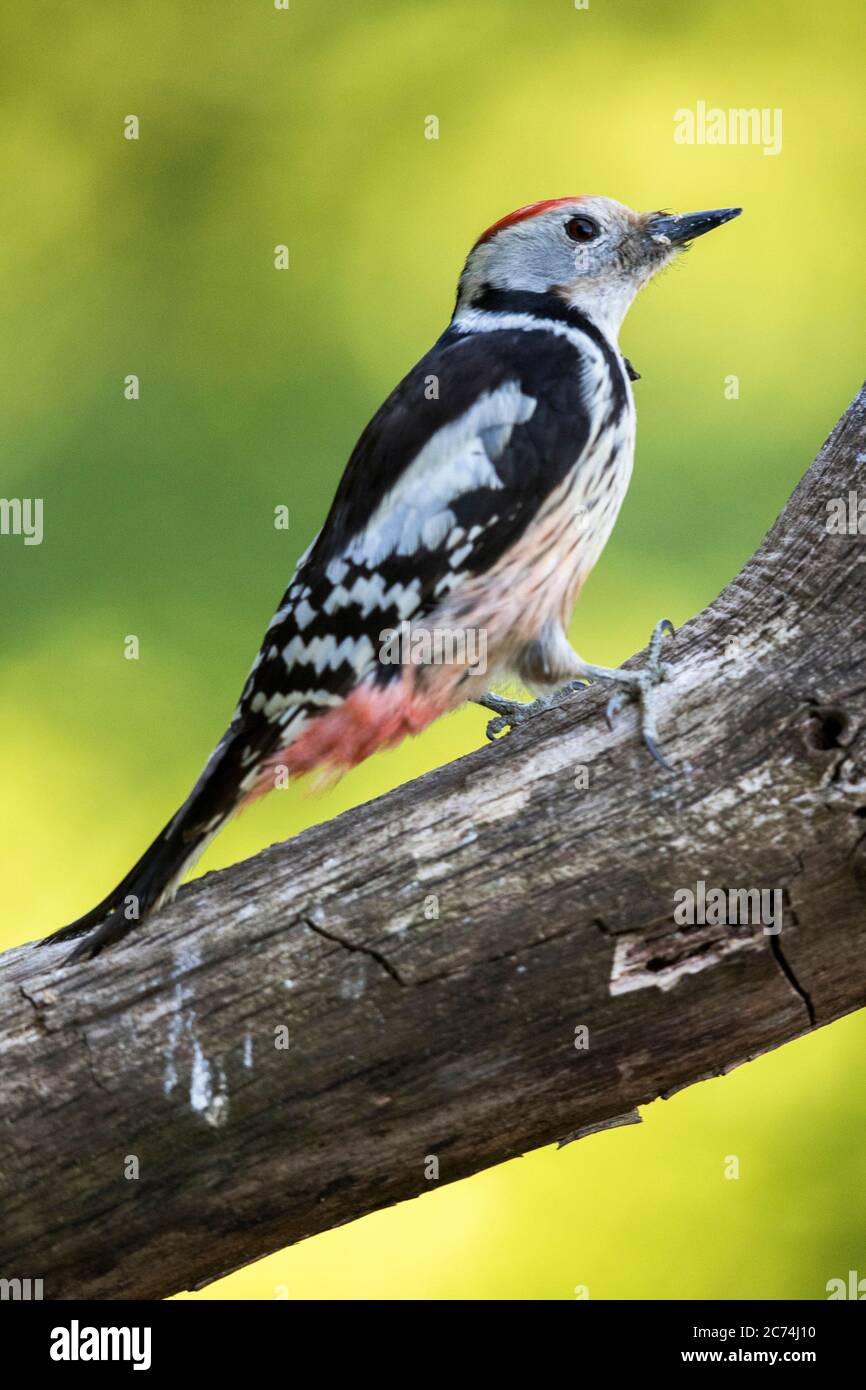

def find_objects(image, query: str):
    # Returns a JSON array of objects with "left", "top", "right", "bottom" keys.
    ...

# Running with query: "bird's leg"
[{"left": 476, "top": 619, "right": 676, "bottom": 768}]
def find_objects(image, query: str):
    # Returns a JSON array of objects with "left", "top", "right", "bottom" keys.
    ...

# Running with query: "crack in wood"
[
  {"left": 767, "top": 934, "right": 816, "bottom": 1027},
  {"left": 303, "top": 918, "right": 408, "bottom": 986}
]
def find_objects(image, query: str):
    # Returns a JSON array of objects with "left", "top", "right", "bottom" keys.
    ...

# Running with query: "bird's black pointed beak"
[{"left": 647, "top": 207, "right": 742, "bottom": 246}]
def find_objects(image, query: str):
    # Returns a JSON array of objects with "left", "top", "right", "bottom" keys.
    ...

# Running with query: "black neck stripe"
[
  {"left": 466, "top": 286, "right": 609, "bottom": 349},
  {"left": 464, "top": 286, "right": 629, "bottom": 412}
]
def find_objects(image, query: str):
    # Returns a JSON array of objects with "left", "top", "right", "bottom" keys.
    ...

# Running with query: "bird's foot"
[
  {"left": 475, "top": 619, "right": 675, "bottom": 767},
  {"left": 475, "top": 691, "right": 548, "bottom": 740},
  {"left": 596, "top": 618, "right": 675, "bottom": 770},
  {"left": 475, "top": 680, "right": 591, "bottom": 740}
]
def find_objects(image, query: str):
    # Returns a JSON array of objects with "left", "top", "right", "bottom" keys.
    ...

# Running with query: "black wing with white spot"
[{"left": 236, "top": 300, "right": 624, "bottom": 731}]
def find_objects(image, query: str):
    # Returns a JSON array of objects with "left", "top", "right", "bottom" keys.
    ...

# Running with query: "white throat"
[{"left": 565, "top": 278, "right": 641, "bottom": 346}]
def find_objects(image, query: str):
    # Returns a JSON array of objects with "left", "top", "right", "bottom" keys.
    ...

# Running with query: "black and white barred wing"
[{"left": 236, "top": 323, "right": 600, "bottom": 731}]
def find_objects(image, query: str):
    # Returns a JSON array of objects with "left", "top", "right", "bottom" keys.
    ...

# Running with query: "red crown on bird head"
[{"left": 471, "top": 197, "right": 589, "bottom": 251}]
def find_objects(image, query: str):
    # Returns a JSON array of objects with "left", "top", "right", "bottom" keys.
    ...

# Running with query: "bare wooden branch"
[{"left": 2, "top": 385, "right": 865, "bottom": 1300}]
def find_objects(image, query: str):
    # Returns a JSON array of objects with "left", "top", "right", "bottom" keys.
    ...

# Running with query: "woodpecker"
[{"left": 40, "top": 195, "right": 741, "bottom": 962}]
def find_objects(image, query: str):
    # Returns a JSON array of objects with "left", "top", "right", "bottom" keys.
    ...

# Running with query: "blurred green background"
[{"left": 2, "top": 0, "right": 864, "bottom": 1299}]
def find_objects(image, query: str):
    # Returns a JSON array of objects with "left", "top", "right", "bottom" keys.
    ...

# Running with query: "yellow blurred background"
[{"left": 2, "top": 0, "right": 864, "bottom": 1298}]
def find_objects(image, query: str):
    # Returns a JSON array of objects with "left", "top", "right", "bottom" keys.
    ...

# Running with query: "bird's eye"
[{"left": 564, "top": 215, "right": 600, "bottom": 243}]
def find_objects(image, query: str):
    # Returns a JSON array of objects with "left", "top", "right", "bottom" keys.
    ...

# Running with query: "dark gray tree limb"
[{"left": 2, "top": 385, "right": 865, "bottom": 1301}]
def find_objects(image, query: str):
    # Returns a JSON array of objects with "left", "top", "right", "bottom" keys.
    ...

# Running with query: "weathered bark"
[{"left": 2, "top": 386, "right": 865, "bottom": 1301}]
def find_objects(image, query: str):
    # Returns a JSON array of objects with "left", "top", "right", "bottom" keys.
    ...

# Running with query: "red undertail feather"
[{"left": 242, "top": 680, "right": 448, "bottom": 803}]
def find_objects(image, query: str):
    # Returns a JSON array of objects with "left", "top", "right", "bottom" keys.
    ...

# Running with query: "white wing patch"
[
  {"left": 346, "top": 382, "right": 536, "bottom": 568},
  {"left": 280, "top": 631, "right": 376, "bottom": 675}
]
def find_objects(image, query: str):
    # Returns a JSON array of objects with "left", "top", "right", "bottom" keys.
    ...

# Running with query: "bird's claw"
[
  {"left": 480, "top": 694, "right": 546, "bottom": 741},
  {"left": 648, "top": 616, "right": 676, "bottom": 670},
  {"left": 485, "top": 714, "right": 510, "bottom": 739},
  {"left": 605, "top": 688, "right": 628, "bottom": 729},
  {"left": 480, "top": 679, "right": 592, "bottom": 740},
  {"left": 605, "top": 618, "right": 676, "bottom": 770}
]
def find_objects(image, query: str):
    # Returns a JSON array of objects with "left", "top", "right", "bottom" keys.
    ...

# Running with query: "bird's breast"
[{"left": 555, "top": 393, "right": 635, "bottom": 615}]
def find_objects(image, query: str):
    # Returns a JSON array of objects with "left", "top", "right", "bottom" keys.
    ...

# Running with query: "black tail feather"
[
  {"left": 37, "top": 817, "right": 214, "bottom": 960},
  {"left": 35, "top": 828, "right": 181, "bottom": 946},
  {"left": 37, "top": 728, "right": 248, "bottom": 962}
]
